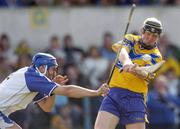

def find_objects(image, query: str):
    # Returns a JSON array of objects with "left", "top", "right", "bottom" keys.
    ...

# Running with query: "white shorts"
[{"left": 0, "top": 111, "right": 14, "bottom": 129}]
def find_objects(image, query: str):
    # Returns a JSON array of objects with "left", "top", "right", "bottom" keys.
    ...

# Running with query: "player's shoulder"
[
  {"left": 12, "top": 67, "right": 29, "bottom": 76},
  {"left": 25, "top": 66, "right": 51, "bottom": 81},
  {"left": 25, "top": 66, "right": 42, "bottom": 77},
  {"left": 124, "top": 34, "right": 134, "bottom": 40},
  {"left": 124, "top": 34, "right": 140, "bottom": 43},
  {"left": 125, "top": 33, "right": 139, "bottom": 39}
]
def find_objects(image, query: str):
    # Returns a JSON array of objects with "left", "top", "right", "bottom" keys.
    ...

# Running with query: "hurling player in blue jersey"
[{"left": 0, "top": 52, "right": 109, "bottom": 129}]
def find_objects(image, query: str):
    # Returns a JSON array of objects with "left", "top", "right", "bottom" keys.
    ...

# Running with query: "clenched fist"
[{"left": 97, "top": 83, "right": 110, "bottom": 97}]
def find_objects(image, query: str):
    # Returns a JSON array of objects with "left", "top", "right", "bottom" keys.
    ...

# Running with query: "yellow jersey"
[{"left": 109, "top": 34, "right": 162, "bottom": 94}]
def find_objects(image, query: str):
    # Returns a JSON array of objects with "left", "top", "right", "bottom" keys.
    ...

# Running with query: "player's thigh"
[
  {"left": 126, "top": 122, "right": 145, "bottom": 129},
  {"left": 94, "top": 111, "right": 119, "bottom": 129},
  {"left": 6, "top": 123, "right": 22, "bottom": 129}
]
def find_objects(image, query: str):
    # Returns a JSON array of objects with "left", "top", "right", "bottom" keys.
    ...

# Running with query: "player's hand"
[
  {"left": 97, "top": 83, "right": 109, "bottom": 97},
  {"left": 122, "top": 64, "right": 152, "bottom": 80},
  {"left": 122, "top": 61, "right": 165, "bottom": 81},
  {"left": 53, "top": 75, "right": 69, "bottom": 85},
  {"left": 130, "top": 65, "right": 155, "bottom": 81}
]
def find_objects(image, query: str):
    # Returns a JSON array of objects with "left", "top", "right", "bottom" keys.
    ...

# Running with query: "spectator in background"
[
  {"left": 158, "top": 34, "right": 180, "bottom": 61},
  {"left": 147, "top": 75, "right": 180, "bottom": 129},
  {"left": 69, "top": 103, "right": 83, "bottom": 129},
  {"left": 100, "top": 32, "right": 116, "bottom": 61},
  {"left": 157, "top": 34, "right": 180, "bottom": 80},
  {"left": 0, "top": 33, "right": 14, "bottom": 81},
  {"left": 164, "top": 69, "right": 180, "bottom": 98},
  {"left": 156, "top": 34, "right": 180, "bottom": 98},
  {"left": 13, "top": 40, "right": 32, "bottom": 70},
  {"left": 14, "top": 54, "right": 32, "bottom": 70},
  {"left": 57, "top": 104, "right": 73, "bottom": 129},
  {"left": 63, "top": 34, "right": 84, "bottom": 66},
  {"left": 0, "top": 33, "right": 16, "bottom": 65},
  {"left": 0, "top": 33, "right": 10, "bottom": 54},
  {"left": 15, "top": 40, "right": 32, "bottom": 56},
  {"left": 45, "top": 35, "right": 65, "bottom": 63},
  {"left": 53, "top": 63, "right": 89, "bottom": 129},
  {"left": 64, "top": 63, "right": 85, "bottom": 129},
  {"left": 80, "top": 45, "right": 109, "bottom": 124},
  {"left": 0, "top": 55, "right": 12, "bottom": 82},
  {"left": 64, "top": 63, "right": 85, "bottom": 86},
  {"left": 50, "top": 114, "right": 70, "bottom": 129},
  {"left": 80, "top": 45, "right": 108, "bottom": 89},
  {"left": 45, "top": 36, "right": 63, "bottom": 55}
]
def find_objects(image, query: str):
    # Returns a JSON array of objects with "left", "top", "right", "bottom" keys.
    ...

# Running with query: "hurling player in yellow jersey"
[{"left": 95, "top": 17, "right": 163, "bottom": 129}]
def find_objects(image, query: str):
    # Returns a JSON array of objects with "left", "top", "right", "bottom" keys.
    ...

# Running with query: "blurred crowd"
[
  {"left": 0, "top": 31, "right": 180, "bottom": 129},
  {"left": 0, "top": 0, "right": 180, "bottom": 7}
]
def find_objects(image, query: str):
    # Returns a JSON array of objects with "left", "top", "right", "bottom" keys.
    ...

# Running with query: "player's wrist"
[{"left": 95, "top": 89, "right": 101, "bottom": 96}]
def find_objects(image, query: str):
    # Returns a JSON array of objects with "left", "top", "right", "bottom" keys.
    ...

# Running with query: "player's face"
[
  {"left": 142, "top": 31, "right": 159, "bottom": 46},
  {"left": 46, "top": 66, "right": 58, "bottom": 80}
]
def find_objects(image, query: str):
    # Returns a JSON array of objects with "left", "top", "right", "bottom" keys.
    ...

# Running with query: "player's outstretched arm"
[
  {"left": 52, "top": 83, "right": 109, "bottom": 98},
  {"left": 37, "top": 75, "right": 69, "bottom": 112}
]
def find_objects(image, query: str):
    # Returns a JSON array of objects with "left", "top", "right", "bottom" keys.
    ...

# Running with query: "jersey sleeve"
[
  {"left": 121, "top": 34, "right": 135, "bottom": 53},
  {"left": 25, "top": 69, "right": 58, "bottom": 96},
  {"left": 112, "top": 34, "right": 135, "bottom": 54},
  {"left": 33, "top": 93, "right": 47, "bottom": 103}
]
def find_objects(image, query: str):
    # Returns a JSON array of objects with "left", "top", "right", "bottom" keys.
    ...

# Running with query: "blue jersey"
[{"left": 0, "top": 66, "right": 58, "bottom": 116}]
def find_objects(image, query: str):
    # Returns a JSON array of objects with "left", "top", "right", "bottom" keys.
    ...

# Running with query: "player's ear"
[
  {"left": 48, "top": 68, "right": 54, "bottom": 74},
  {"left": 48, "top": 66, "right": 57, "bottom": 75},
  {"left": 140, "top": 28, "right": 145, "bottom": 34}
]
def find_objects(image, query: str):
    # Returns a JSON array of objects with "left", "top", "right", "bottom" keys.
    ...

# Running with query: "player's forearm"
[
  {"left": 53, "top": 85, "right": 99, "bottom": 98},
  {"left": 119, "top": 48, "right": 133, "bottom": 66},
  {"left": 38, "top": 95, "right": 56, "bottom": 112}
]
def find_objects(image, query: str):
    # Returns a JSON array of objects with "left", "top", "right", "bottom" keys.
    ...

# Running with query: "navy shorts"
[
  {"left": 0, "top": 111, "right": 14, "bottom": 129},
  {"left": 100, "top": 88, "right": 147, "bottom": 125}
]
